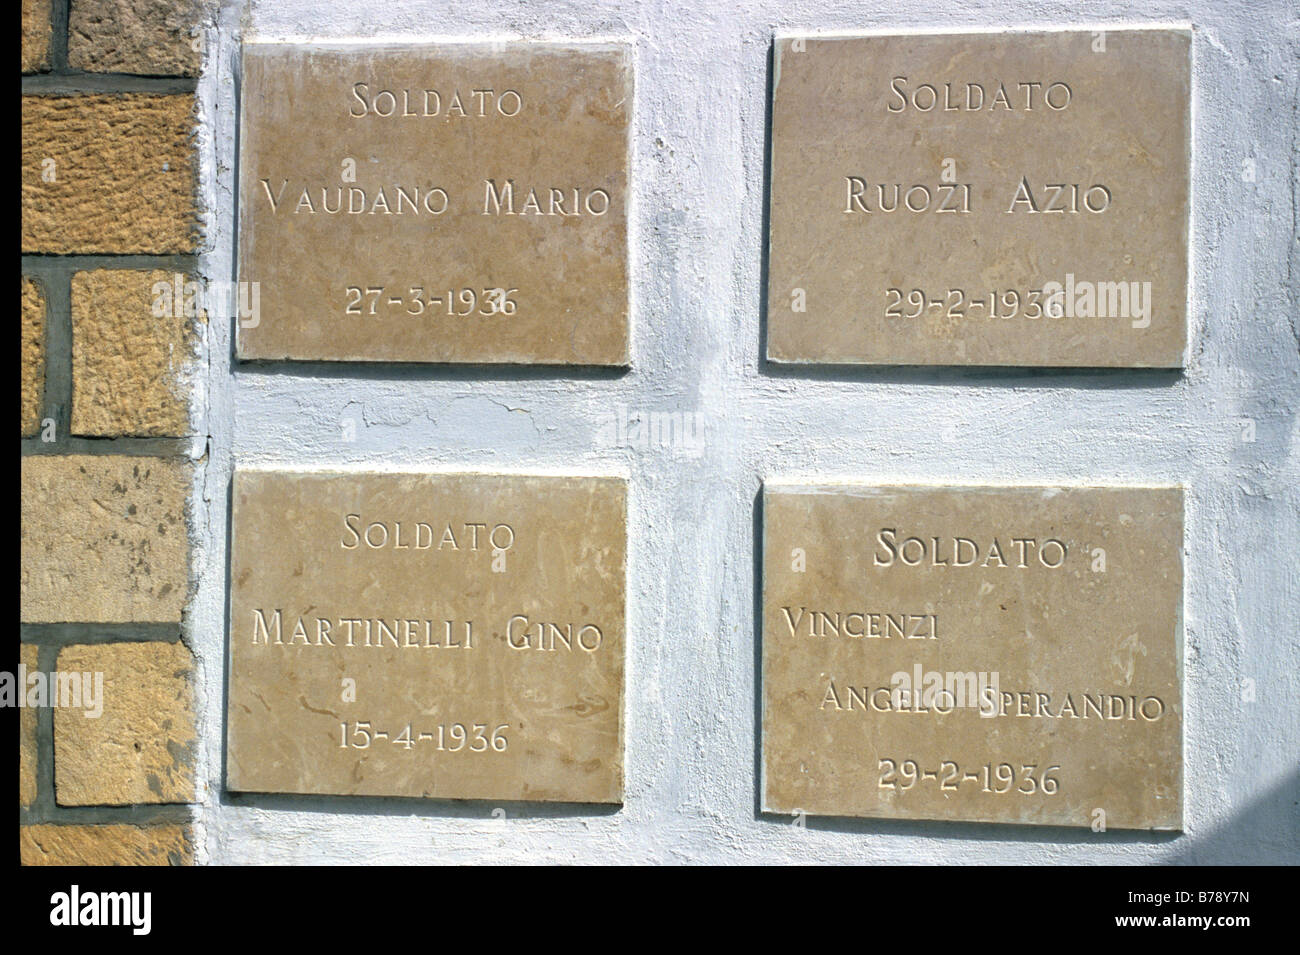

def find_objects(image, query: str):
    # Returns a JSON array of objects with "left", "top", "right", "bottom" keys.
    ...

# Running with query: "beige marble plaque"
[
  {"left": 767, "top": 29, "right": 1190, "bottom": 367},
  {"left": 236, "top": 42, "right": 631, "bottom": 364},
  {"left": 762, "top": 484, "right": 1183, "bottom": 829},
  {"left": 227, "top": 470, "right": 626, "bottom": 803}
]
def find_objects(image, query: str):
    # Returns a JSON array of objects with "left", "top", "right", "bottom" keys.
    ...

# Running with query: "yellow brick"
[
  {"left": 21, "top": 0, "right": 52, "bottom": 73},
  {"left": 21, "top": 455, "right": 189, "bottom": 623},
  {"left": 54, "top": 641, "right": 196, "bottom": 806},
  {"left": 22, "top": 94, "right": 198, "bottom": 254},
  {"left": 69, "top": 0, "right": 203, "bottom": 77},
  {"left": 21, "top": 278, "right": 45, "bottom": 438},
  {"left": 20, "top": 644, "right": 38, "bottom": 809},
  {"left": 21, "top": 823, "right": 193, "bottom": 865},
  {"left": 72, "top": 270, "right": 197, "bottom": 437}
]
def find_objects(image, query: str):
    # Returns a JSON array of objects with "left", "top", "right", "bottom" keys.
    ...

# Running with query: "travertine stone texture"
[
  {"left": 72, "top": 269, "right": 197, "bottom": 437},
  {"left": 228, "top": 470, "right": 627, "bottom": 803},
  {"left": 21, "top": 455, "right": 190, "bottom": 623},
  {"left": 21, "top": 0, "right": 52, "bottom": 73},
  {"left": 20, "top": 644, "right": 39, "bottom": 809},
  {"left": 768, "top": 29, "right": 1191, "bottom": 367},
  {"left": 21, "top": 277, "right": 45, "bottom": 437},
  {"left": 763, "top": 484, "right": 1183, "bottom": 829},
  {"left": 22, "top": 94, "right": 199, "bottom": 254},
  {"left": 54, "top": 641, "right": 196, "bottom": 806},
  {"left": 21, "top": 824, "right": 193, "bottom": 865},
  {"left": 237, "top": 43, "right": 631, "bottom": 364},
  {"left": 68, "top": 0, "right": 203, "bottom": 77}
]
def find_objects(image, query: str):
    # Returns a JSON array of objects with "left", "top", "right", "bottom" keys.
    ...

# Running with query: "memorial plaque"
[
  {"left": 227, "top": 470, "right": 626, "bottom": 803},
  {"left": 237, "top": 42, "right": 631, "bottom": 364},
  {"left": 767, "top": 29, "right": 1190, "bottom": 367},
  {"left": 762, "top": 484, "right": 1183, "bottom": 829}
]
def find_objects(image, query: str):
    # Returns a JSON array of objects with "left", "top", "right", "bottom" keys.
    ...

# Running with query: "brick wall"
[{"left": 20, "top": 0, "right": 203, "bottom": 866}]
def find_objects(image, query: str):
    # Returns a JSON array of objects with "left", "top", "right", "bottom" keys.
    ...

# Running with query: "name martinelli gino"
[{"left": 245, "top": 511, "right": 607, "bottom": 654}]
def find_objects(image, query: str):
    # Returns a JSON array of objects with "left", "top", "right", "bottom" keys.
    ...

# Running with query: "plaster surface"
[{"left": 186, "top": 0, "right": 1299, "bottom": 863}]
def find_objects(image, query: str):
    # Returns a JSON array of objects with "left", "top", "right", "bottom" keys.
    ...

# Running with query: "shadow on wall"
[{"left": 1171, "top": 767, "right": 1300, "bottom": 865}]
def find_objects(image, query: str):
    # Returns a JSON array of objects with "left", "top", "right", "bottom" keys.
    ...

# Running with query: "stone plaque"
[
  {"left": 762, "top": 484, "right": 1183, "bottom": 829},
  {"left": 767, "top": 29, "right": 1190, "bottom": 367},
  {"left": 236, "top": 42, "right": 630, "bottom": 364},
  {"left": 227, "top": 470, "right": 626, "bottom": 803}
]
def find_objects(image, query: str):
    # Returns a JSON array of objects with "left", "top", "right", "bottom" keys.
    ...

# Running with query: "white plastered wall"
[{"left": 185, "top": 0, "right": 1299, "bottom": 863}]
